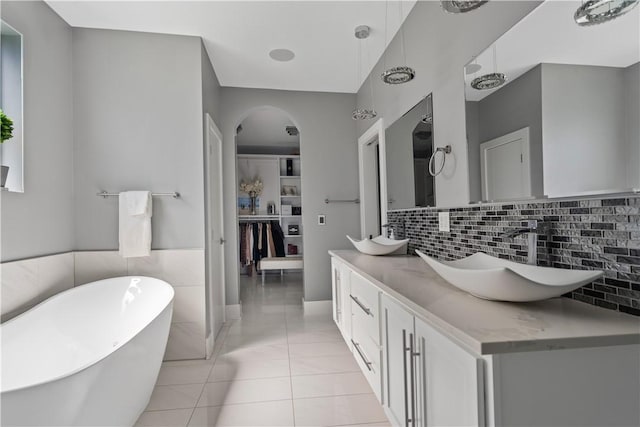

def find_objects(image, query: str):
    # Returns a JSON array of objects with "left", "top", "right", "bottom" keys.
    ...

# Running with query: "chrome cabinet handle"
[
  {"left": 409, "top": 333, "right": 418, "bottom": 427},
  {"left": 350, "top": 294, "right": 373, "bottom": 316},
  {"left": 403, "top": 330, "right": 411, "bottom": 427},
  {"left": 351, "top": 339, "right": 373, "bottom": 371}
]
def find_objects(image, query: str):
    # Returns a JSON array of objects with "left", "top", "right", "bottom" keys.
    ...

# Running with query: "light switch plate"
[
  {"left": 439, "top": 211, "right": 450, "bottom": 232},
  {"left": 318, "top": 215, "right": 326, "bottom": 226}
]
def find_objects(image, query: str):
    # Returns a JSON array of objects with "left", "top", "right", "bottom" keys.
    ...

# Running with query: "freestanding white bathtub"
[{"left": 1, "top": 276, "right": 174, "bottom": 426}]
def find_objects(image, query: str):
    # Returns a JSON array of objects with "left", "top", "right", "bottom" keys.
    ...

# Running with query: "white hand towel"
[{"left": 119, "top": 191, "right": 152, "bottom": 258}]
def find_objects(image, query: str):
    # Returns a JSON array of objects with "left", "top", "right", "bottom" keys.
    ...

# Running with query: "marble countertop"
[{"left": 329, "top": 250, "right": 640, "bottom": 355}]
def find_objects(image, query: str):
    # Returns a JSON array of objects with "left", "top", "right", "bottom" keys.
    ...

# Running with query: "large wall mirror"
[
  {"left": 465, "top": 0, "right": 639, "bottom": 202},
  {"left": 1, "top": 19, "right": 24, "bottom": 193},
  {"left": 385, "top": 94, "right": 435, "bottom": 210}
]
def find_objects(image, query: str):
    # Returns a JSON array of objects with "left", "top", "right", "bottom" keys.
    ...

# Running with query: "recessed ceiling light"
[{"left": 269, "top": 49, "right": 295, "bottom": 62}]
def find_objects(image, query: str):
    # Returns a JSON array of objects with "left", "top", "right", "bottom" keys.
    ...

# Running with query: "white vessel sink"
[
  {"left": 347, "top": 235, "right": 409, "bottom": 256},
  {"left": 415, "top": 250, "right": 603, "bottom": 302}
]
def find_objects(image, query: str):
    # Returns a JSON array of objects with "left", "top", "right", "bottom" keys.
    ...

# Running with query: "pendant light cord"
[
  {"left": 383, "top": 0, "right": 388, "bottom": 71},
  {"left": 365, "top": 36, "right": 376, "bottom": 111},
  {"left": 399, "top": 1, "right": 407, "bottom": 66}
]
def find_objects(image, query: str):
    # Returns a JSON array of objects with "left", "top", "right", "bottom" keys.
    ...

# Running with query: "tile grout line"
[
  {"left": 183, "top": 319, "right": 232, "bottom": 427},
  {"left": 284, "top": 283, "right": 298, "bottom": 427}
]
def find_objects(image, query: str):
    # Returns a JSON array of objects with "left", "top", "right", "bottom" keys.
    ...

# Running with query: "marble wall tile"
[
  {"left": 1, "top": 253, "right": 74, "bottom": 321},
  {"left": 74, "top": 251, "right": 127, "bottom": 285}
]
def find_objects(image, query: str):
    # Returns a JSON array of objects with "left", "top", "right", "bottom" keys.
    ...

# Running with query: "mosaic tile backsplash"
[{"left": 388, "top": 196, "right": 640, "bottom": 316}]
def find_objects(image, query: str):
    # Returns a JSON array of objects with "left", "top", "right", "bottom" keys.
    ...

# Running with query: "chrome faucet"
[
  {"left": 382, "top": 220, "right": 405, "bottom": 239},
  {"left": 381, "top": 223, "right": 395, "bottom": 239},
  {"left": 501, "top": 220, "right": 544, "bottom": 265}
]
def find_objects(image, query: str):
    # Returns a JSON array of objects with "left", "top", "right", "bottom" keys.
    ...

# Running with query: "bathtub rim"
[{"left": 0, "top": 276, "right": 174, "bottom": 394}]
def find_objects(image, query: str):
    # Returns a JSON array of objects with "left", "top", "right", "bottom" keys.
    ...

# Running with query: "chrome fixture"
[
  {"left": 97, "top": 191, "right": 180, "bottom": 199},
  {"left": 382, "top": 66, "right": 416, "bottom": 84},
  {"left": 465, "top": 59, "right": 482, "bottom": 75},
  {"left": 501, "top": 220, "right": 546, "bottom": 265},
  {"left": 575, "top": 0, "right": 639, "bottom": 26},
  {"left": 285, "top": 126, "right": 298, "bottom": 136},
  {"left": 441, "top": 1, "right": 488, "bottom": 13},
  {"left": 471, "top": 72, "right": 507, "bottom": 90},
  {"left": 324, "top": 198, "right": 360, "bottom": 204},
  {"left": 471, "top": 45, "right": 507, "bottom": 90},
  {"left": 352, "top": 25, "right": 377, "bottom": 120},
  {"left": 428, "top": 145, "right": 451, "bottom": 177},
  {"left": 352, "top": 108, "right": 377, "bottom": 120},
  {"left": 381, "top": 1, "right": 416, "bottom": 85}
]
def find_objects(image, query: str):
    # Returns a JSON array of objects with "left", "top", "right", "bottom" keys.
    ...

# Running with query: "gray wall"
[
  {"left": 220, "top": 87, "right": 359, "bottom": 304},
  {"left": 201, "top": 45, "right": 221, "bottom": 125},
  {"left": 356, "top": 1, "right": 542, "bottom": 207},
  {"left": 467, "top": 65, "right": 544, "bottom": 201},
  {"left": 624, "top": 63, "right": 640, "bottom": 189},
  {"left": 72, "top": 28, "right": 207, "bottom": 250},
  {"left": 1, "top": 0, "right": 74, "bottom": 261},
  {"left": 541, "top": 64, "right": 628, "bottom": 197}
]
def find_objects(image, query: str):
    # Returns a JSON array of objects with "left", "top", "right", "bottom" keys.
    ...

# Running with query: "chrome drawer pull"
[
  {"left": 350, "top": 294, "right": 373, "bottom": 316},
  {"left": 351, "top": 339, "right": 373, "bottom": 371}
]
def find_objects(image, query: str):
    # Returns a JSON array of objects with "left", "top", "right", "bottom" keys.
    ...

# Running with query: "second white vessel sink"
[
  {"left": 347, "top": 235, "right": 409, "bottom": 256},
  {"left": 415, "top": 250, "right": 603, "bottom": 302}
]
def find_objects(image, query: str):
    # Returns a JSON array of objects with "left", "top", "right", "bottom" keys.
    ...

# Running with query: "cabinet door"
[
  {"left": 382, "top": 295, "right": 415, "bottom": 427},
  {"left": 339, "top": 263, "right": 352, "bottom": 342},
  {"left": 414, "top": 318, "right": 485, "bottom": 427},
  {"left": 331, "top": 258, "right": 342, "bottom": 326}
]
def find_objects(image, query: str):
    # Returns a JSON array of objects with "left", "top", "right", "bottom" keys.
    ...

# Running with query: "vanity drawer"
[
  {"left": 350, "top": 330, "right": 382, "bottom": 401},
  {"left": 350, "top": 277, "right": 380, "bottom": 346},
  {"left": 349, "top": 271, "right": 379, "bottom": 319}
]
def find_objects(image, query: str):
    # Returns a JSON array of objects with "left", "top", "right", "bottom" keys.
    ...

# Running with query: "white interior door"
[
  {"left": 480, "top": 127, "right": 531, "bottom": 201},
  {"left": 358, "top": 119, "right": 387, "bottom": 239},
  {"left": 205, "top": 114, "right": 225, "bottom": 359}
]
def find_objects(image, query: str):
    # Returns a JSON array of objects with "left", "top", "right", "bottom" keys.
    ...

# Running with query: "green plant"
[{"left": 1, "top": 109, "right": 14, "bottom": 143}]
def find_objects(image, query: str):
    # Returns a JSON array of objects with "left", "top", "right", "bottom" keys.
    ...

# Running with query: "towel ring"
[{"left": 428, "top": 145, "right": 451, "bottom": 177}]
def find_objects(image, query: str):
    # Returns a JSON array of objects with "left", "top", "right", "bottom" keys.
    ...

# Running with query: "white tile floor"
[{"left": 136, "top": 272, "right": 391, "bottom": 427}]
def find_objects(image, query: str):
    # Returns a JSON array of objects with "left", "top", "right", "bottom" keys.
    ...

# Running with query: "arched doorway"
[{"left": 233, "top": 106, "right": 305, "bottom": 317}]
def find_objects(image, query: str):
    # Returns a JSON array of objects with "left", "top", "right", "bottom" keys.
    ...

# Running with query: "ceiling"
[
  {"left": 47, "top": 0, "right": 416, "bottom": 94},
  {"left": 236, "top": 107, "right": 299, "bottom": 148},
  {"left": 465, "top": 0, "right": 640, "bottom": 101}
]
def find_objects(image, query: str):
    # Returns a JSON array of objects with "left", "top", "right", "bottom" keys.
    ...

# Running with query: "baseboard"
[
  {"left": 225, "top": 304, "right": 242, "bottom": 320},
  {"left": 302, "top": 299, "right": 332, "bottom": 316}
]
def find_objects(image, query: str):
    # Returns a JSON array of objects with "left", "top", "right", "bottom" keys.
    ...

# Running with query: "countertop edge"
[{"left": 329, "top": 250, "right": 640, "bottom": 356}]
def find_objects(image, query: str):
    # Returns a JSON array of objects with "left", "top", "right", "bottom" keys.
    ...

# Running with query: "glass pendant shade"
[
  {"left": 352, "top": 108, "right": 378, "bottom": 120},
  {"left": 471, "top": 72, "right": 507, "bottom": 90},
  {"left": 574, "top": 0, "right": 639, "bottom": 26},
  {"left": 441, "top": 1, "right": 489, "bottom": 13}
]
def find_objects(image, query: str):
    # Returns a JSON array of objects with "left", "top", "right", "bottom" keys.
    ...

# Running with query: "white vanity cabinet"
[
  {"left": 329, "top": 251, "right": 640, "bottom": 427},
  {"left": 381, "top": 295, "right": 484, "bottom": 427},
  {"left": 331, "top": 257, "right": 351, "bottom": 342}
]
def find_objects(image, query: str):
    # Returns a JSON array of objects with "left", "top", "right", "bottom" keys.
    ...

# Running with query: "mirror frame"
[
  {"left": 1, "top": 19, "right": 25, "bottom": 193},
  {"left": 358, "top": 118, "right": 387, "bottom": 239}
]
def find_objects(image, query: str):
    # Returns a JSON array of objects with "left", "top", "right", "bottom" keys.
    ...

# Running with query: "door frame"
[
  {"left": 204, "top": 113, "right": 225, "bottom": 359},
  {"left": 358, "top": 118, "right": 387, "bottom": 239},
  {"left": 480, "top": 126, "right": 531, "bottom": 202}
]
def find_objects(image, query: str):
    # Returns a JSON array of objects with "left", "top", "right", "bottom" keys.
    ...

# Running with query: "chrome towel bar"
[
  {"left": 324, "top": 198, "right": 360, "bottom": 204},
  {"left": 97, "top": 191, "right": 180, "bottom": 199}
]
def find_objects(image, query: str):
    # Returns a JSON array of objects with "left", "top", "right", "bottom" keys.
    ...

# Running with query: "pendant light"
[
  {"left": 352, "top": 25, "right": 377, "bottom": 120},
  {"left": 575, "top": 0, "right": 639, "bottom": 26},
  {"left": 441, "top": 1, "right": 488, "bottom": 14},
  {"left": 471, "top": 45, "right": 506, "bottom": 90},
  {"left": 381, "top": 1, "right": 415, "bottom": 85}
]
